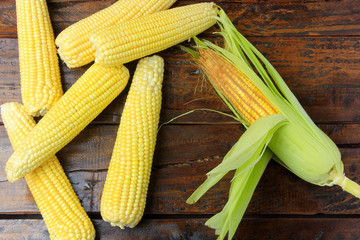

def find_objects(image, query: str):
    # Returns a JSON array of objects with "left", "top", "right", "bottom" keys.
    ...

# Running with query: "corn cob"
[
  {"left": 101, "top": 55, "right": 164, "bottom": 228},
  {"left": 56, "top": 0, "right": 176, "bottom": 68},
  {"left": 2, "top": 102, "right": 95, "bottom": 240},
  {"left": 197, "top": 48, "right": 279, "bottom": 124},
  {"left": 6, "top": 64, "right": 130, "bottom": 183},
  {"left": 90, "top": 3, "right": 217, "bottom": 67},
  {"left": 16, "top": 0, "right": 63, "bottom": 117},
  {"left": 186, "top": 11, "right": 360, "bottom": 239},
  {"left": 196, "top": 12, "right": 359, "bottom": 189}
]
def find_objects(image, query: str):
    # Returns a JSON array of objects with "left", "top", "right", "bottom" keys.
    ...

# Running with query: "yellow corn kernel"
[
  {"left": 101, "top": 55, "right": 164, "bottom": 228},
  {"left": 56, "top": 0, "right": 176, "bottom": 68},
  {"left": 197, "top": 48, "right": 279, "bottom": 124},
  {"left": 6, "top": 64, "right": 130, "bottom": 182},
  {"left": 16, "top": 0, "right": 63, "bottom": 117},
  {"left": 2, "top": 102, "right": 95, "bottom": 240},
  {"left": 91, "top": 3, "right": 217, "bottom": 67}
]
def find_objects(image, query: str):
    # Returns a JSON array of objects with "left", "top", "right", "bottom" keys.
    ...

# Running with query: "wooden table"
[{"left": 0, "top": 0, "right": 359, "bottom": 239}]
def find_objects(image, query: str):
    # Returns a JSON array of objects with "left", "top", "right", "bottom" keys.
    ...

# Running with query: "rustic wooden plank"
[
  {"left": 0, "top": 124, "right": 359, "bottom": 214},
  {"left": 1, "top": 218, "right": 360, "bottom": 240},
  {"left": 1, "top": 0, "right": 360, "bottom": 38},
  {"left": 0, "top": 37, "right": 359, "bottom": 124},
  {"left": 1, "top": 124, "right": 359, "bottom": 178}
]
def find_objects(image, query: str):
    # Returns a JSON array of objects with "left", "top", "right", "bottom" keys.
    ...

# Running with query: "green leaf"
[
  {"left": 186, "top": 114, "right": 286, "bottom": 204},
  {"left": 208, "top": 114, "right": 286, "bottom": 176},
  {"left": 228, "top": 150, "right": 271, "bottom": 239},
  {"left": 186, "top": 172, "right": 226, "bottom": 204},
  {"left": 205, "top": 149, "right": 272, "bottom": 240},
  {"left": 180, "top": 45, "right": 199, "bottom": 59}
]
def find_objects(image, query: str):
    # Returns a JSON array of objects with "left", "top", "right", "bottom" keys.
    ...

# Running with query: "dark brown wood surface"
[
  {"left": 1, "top": 0, "right": 360, "bottom": 38},
  {"left": 1, "top": 218, "right": 360, "bottom": 240},
  {"left": 0, "top": 0, "right": 359, "bottom": 239}
]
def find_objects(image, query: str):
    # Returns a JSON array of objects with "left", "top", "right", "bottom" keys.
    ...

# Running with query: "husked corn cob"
[
  {"left": 2, "top": 102, "right": 95, "bottom": 240},
  {"left": 16, "top": 0, "right": 63, "bottom": 117},
  {"left": 6, "top": 64, "right": 130, "bottom": 182},
  {"left": 197, "top": 48, "right": 279, "bottom": 124},
  {"left": 56, "top": 0, "right": 176, "bottom": 68},
  {"left": 91, "top": 3, "right": 217, "bottom": 67},
  {"left": 101, "top": 55, "right": 164, "bottom": 228}
]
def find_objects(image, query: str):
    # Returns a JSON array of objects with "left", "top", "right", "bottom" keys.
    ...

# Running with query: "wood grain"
[
  {"left": 1, "top": 218, "right": 360, "bottom": 240},
  {"left": 1, "top": 0, "right": 360, "bottom": 238},
  {"left": 1, "top": 0, "right": 360, "bottom": 38},
  {"left": 0, "top": 37, "right": 359, "bottom": 124},
  {"left": 0, "top": 124, "right": 359, "bottom": 214}
]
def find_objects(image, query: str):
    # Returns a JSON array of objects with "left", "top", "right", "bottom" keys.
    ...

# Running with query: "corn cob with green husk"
[
  {"left": 90, "top": 3, "right": 217, "bottom": 67},
  {"left": 2, "top": 102, "right": 95, "bottom": 240},
  {"left": 184, "top": 9, "right": 360, "bottom": 240},
  {"left": 16, "top": 0, "right": 63, "bottom": 116},
  {"left": 56, "top": 0, "right": 176, "bottom": 68},
  {"left": 5, "top": 64, "right": 130, "bottom": 182},
  {"left": 101, "top": 55, "right": 164, "bottom": 229}
]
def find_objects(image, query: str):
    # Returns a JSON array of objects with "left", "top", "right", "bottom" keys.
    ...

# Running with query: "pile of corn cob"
[{"left": 3, "top": 0, "right": 218, "bottom": 238}]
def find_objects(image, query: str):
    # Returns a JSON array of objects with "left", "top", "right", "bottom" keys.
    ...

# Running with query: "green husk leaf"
[
  {"left": 206, "top": 150, "right": 272, "bottom": 240},
  {"left": 187, "top": 114, "right": 286, "bottom": 204},
  {"left": 208, "top": 114, "right": 286, "bottom": 176},
  {"left": 180, "top": 45, "right": 199, "bottom": 59},
  {"left": 186, "top": 171, "right": 227, "bottom": 204},
  {"left": 186, "top": 134, "right": 245, "bottom": 204}
]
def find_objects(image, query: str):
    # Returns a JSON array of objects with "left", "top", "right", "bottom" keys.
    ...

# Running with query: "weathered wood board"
[
  {"left": 1, "top": 0, "right": 360, "bottom": 38},
  {"left": 0, "top": 37, "right": 359, "bottom": 124},
  {"left": 1, "top": 218, "right": 360, "bottom": 240},
  {"left": 0, "top": 125, "right": 359, "bottom": 215}
]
